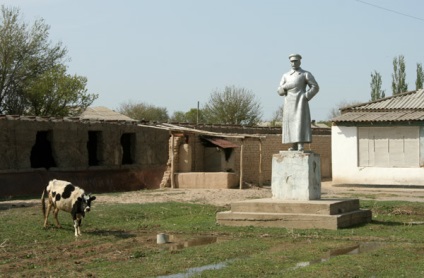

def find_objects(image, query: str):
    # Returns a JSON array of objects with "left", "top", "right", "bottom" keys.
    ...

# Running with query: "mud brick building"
[{"left": 0, "top": 107, "right": 331, "bottom": 197}]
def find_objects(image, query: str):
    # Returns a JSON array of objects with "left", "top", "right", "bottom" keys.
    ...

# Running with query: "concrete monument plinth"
[
  {"left": 272, "top": 151, "right": 321, "bottom": 200},
  {"left": 216, "top": 151, "right": 372, "bottom": 230}
]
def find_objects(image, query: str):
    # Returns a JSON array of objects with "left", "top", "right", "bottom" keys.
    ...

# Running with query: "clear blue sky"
[{"left": 4, "top": 0, "right": 424, "bottom": 121}]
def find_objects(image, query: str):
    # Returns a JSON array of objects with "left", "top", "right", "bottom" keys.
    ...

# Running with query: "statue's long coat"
[{"left": 277, "top": 68, "right": 319, "bottom": 144}]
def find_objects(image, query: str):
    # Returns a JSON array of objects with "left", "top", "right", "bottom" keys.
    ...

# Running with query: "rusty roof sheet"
[{"left": 201, "top": 137, "right": 239, "bottom": 148}]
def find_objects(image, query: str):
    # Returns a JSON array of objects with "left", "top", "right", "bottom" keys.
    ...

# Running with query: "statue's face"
[{"left": 290, "top": 59, "right": 301, "bottom": 70}]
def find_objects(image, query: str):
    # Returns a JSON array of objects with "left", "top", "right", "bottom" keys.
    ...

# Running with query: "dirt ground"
[
  {"left": 2, "top": 181, "right": 424, "bottom": 209},
  {"left": 93, "top": 181, "right": 424, "bottom": 205}
]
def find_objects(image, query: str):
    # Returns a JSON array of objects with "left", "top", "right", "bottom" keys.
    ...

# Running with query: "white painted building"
[{"left": 332, "top": 89, "right": 424, "bottom": 186}]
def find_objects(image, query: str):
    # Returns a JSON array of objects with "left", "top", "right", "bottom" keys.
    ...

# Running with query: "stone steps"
[{"left": 216, "top": 199, "right": 372, "bottom": 230}]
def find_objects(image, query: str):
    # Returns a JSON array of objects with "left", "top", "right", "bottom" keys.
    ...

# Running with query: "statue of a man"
[{"left": 277, "top": 54, "right": 319, "bottom": 151}]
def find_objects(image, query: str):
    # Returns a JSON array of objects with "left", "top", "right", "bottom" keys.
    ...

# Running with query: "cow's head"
[{"left": 79, "top": 194, "right": 96, "bottom": 213}]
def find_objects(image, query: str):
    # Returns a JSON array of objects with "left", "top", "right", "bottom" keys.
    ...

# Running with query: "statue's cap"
[{"left": 289, "top": 54, "right": 302, "bottom": 61}]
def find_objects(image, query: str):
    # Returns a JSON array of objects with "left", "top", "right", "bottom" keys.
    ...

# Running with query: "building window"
[
  {"left": 30, "top": 131, "right": 56, "bottom": 169},
  {"left": 121, "top": 133, "right": 135, "bottom": 165},
  {"left": 358, "top": 126, "right": 419, "bottom": 168},
  {"left": 87, "top": 131, "right": 102, "bottom": 166}
]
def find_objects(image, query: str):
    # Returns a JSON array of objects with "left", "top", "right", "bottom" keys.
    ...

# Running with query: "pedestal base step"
[{"left": 216, "top": 199, "right": 372, "bottom": 230}]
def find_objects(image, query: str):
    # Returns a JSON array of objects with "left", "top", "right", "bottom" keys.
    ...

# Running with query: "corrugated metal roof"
[
  {"left": 343, "top": 89, "right": 424, "bottom": 112},
  {"left": 333, "top": 89, "right": 424, "bottom": 123},
  {"left": 333, "top": 111, "right": 424, "bottom": 123}
]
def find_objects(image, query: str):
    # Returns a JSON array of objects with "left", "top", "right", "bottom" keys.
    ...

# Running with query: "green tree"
[
  {"left": 203, "top": 86, "right": 263, "bottom": 125},
  {"left": 171, "top": 108, "right": 204, "bottom": 124},
  {"left": 0, "top": 6, "right": 96, "bottom": 115},
  {"left": 24, "top": 65, "right": 97, "bottom": 116},
  {"left": 170, "top": 111, "right": 186, "bottom": 122},
  {"left": 118, "top": 101, "right": 169, "bottom": 122},
  {"left": 416, "top": 63, "right": 424, "bottom": 90},
  {"left": 391, "top": 55, "right": 408, "bottom": 95},
  {"left": 370, "top": 70, "right": 385, "bottom": 101}
]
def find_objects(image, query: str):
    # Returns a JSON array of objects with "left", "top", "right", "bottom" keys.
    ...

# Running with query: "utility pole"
[{"left": 196, "top": 101, "right": 199, "bottom": 126}]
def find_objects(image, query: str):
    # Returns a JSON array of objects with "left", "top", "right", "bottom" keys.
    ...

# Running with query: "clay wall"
[{"left": 0, "top": 117, "right": 169, "bottom": 197}]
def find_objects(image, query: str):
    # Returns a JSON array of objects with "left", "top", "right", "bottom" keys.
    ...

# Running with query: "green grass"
[{"left": 1, "top": 200, "right": 424, "bottom": 277}]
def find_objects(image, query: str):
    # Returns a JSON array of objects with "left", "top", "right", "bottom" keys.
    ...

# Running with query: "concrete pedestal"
[
  {"left": 272, "top": 151, "right": 321, "bottom": 200},
  {"left": 216, "top": 198, "right": 372, "bottom": 230},
  {"left": 216, "top": 151, "right": 372, "bottom": 230}
]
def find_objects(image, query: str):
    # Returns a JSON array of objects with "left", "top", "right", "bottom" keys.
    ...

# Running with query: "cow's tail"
[{"left": 41, "top": 188, "right": 46, "bottom": 218}]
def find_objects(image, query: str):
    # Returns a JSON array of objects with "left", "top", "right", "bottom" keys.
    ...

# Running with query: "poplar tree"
[
  {"left": 370, "top": 70, "right": 385, "bottom": 101},
  {"left": 391, "top": 55, "right": 408, "bottom": 95},
  {"left": 416, "top": 63, "right": 424, "bottom": 90}
]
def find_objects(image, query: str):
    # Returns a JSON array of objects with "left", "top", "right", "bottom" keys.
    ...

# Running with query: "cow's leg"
[
  {"left": 73, "top": 214, "right": 81, "bottom": 237},
  {"left": 73, "top": 220, "right": 79, "bottom": 237},
  {"left": 43, "top": 202, "right": 52, "bottom": 228},
  {"left": 77, "top": 219, "right": 82, "bottom": 236},
  {"left": 53, "top": 208, "right": 61, "bottom": 228}
]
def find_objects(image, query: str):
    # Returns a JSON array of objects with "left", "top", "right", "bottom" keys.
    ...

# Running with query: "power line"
[{"left": 355, "top": 0, "right": 424, "bottom": 22}]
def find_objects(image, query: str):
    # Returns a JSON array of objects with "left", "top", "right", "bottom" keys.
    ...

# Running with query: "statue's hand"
[{"left": 277, "top": 86, "right": 286, "bottom": 96}]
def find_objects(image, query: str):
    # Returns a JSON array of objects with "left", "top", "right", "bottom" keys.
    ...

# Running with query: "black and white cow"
[{"left": 41, "top": 179, "right": 96, "bottom": 237}]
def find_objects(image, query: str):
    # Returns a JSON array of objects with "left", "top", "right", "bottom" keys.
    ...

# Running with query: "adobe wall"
[{"left": 0, "top": 117, "right": 169, "bottom": 197}]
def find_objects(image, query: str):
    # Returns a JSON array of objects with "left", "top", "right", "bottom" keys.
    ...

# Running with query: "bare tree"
[
  {"left": 118, "top": 101, "right": 168, "bottom": 122},
  {"left": 270, "top": 105, "right": 284, "bottom": 127},
  {"left": 203, "top": 86, "right": 263, "bottom": 125},
  {"left": 328, "top": 100, "right": 363, "bottom": 120}
]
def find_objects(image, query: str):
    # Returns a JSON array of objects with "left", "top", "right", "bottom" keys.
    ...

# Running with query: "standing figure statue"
[{"left": 277, "top": 54, "right": 319, "bottom": 151}]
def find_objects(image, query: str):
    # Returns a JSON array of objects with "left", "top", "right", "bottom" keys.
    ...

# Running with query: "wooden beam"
[
  {"left": 170, "top": 133, "right": 175, "bottom": 189},
  {"left": 259, "top": 139, "right": 263, "bottom": 187},
  {"left": 239, "top": 139, "right": 244, "bottom": 189}
]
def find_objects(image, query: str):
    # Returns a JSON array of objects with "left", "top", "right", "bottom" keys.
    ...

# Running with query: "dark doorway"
[
  {"left": 30, "top": 131, "right": 56, "bottom": 169},
  {"left": 87, "top": 131, "right": 102, "bottom": 166},
  {"left": 121, "top": 133, "right": 135, "bottom": 165}
]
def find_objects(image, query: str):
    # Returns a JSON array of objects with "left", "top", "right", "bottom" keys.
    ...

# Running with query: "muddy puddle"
[
  {"left": 164, "top": 235, "right": 224, "bottom": 251},
  {"left": 158, "top": 240, "right": 384, "bottom": 277},
  {"left": 292, "top": 242, "right": 384, "bottom": 270},
  {"left": 157, "top": 260, "right": 233, "bottom": 278}
]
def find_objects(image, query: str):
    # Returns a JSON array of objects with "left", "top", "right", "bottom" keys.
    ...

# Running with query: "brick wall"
[
  {"left": 228, "top": 134, "right": 331, "bottom": 186},
  {"left": 169, "top": 127, "right": 332, "bottom": 185}
]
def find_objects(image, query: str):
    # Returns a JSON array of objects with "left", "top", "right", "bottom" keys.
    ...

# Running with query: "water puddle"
[
  {"left": 157, "top": 235, "right": 231, "bottom": 278},
  {"left": 158, "top": 238, "right": 383, "bottom": 277},
  {"left": 292, "top": 242, "right": 383, "bottom": 270},
  {"left": 157, "top": 260, "right": 233, "bottom": 278},
  {"left": 157, "top": 234, "right": 226, "bottom": 251},
  {"left": 166, "top": 235, "right": 222, "bottom": 251}
]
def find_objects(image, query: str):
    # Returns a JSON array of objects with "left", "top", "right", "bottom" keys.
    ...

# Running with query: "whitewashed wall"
[{"left": 332, "top": 125, "right": 424, "bottom": 186}]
